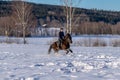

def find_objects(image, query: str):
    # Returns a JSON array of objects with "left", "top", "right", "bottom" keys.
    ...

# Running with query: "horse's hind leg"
[
  {"left": 54, "top": 51, "right": 58, "bottom": 54},
  {"left": 48, "top": 45, "right": 52, "bottom": 54},
  {"left": 54, "top": 49, "right": 59, "bottom": 55}
]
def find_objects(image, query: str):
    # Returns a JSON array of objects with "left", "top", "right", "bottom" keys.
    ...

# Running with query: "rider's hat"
[{"left": 60, "top": 28, "right": 63, "bottom": 30}]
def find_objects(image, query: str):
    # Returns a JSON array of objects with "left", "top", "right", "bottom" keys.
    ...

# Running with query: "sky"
[{"left": 29, "top": 0, "right": 120, "bottom": 11}]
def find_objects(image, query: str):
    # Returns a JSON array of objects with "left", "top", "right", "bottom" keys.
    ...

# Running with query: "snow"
[{"left": 0, "top": 37, "right": 120, "bottom": 80}]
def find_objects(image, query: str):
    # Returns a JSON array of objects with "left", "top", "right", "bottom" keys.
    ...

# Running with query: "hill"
[
  {"left": 0, "top": 1, "right": 120, "bottom": 36},
  {"left": 1, "top": 1, "right": 120, "bottom": 24}
]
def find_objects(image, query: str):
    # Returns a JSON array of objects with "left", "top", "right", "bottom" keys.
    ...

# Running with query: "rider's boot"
[{"left": 59, "top": 43, "right": 61, "bottom": 49}]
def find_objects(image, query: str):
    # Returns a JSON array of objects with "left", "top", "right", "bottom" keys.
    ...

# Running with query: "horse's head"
[{"left": 64, "top": 33, "right": 72, "bottom": 44}]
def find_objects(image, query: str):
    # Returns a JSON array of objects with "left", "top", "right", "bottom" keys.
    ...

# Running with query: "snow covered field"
[{"left": 0, "top": 37, "right": 120, "bottom": 80}]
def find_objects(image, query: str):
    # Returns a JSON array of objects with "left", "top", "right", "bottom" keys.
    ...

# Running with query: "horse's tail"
[{"left": 48, "top": 44, "right": 52, "bottom": 54}]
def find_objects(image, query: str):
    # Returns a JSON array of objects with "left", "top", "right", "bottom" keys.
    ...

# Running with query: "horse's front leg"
[
  {"left": 66, "top": 49, "right": 69, "bottom": 54},
  {"left": 66, "top": 48, "right": 73, "bottom": 54},
  {"left": 69, "top": 48, "right": 73, "bottom": 53}
]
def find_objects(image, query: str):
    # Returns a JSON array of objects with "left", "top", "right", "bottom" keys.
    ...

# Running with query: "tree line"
[{"left": 0, "top": 0, "right": 120, "bottom": 38}]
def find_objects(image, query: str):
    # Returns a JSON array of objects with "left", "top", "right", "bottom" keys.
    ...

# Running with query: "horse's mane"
[{"left": 66, "top": 33, "right": 71, "bottom": 39}]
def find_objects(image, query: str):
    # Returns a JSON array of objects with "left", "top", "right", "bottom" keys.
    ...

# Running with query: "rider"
[{"left": 58, "top": 28, "right": 65, "bottom": 48}]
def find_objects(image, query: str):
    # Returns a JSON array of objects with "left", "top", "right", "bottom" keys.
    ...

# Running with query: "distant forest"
[{"left": 0, "top": 1, "right": 120, "bottom": 36}]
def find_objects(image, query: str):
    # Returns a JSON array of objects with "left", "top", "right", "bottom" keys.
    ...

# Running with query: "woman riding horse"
[
  {"left": 48, "top": 33, "right": 73, "bottom": 54},
  {"left": 58, "top": 28, "right": 65, "bottom": 49}
]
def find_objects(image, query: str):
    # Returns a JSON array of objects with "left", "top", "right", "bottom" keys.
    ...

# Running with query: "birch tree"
[
  {"left": 60, "top": 0, "right": 82, "bottom": 34},
  {"left": 11, "top": 0, "right": 36, "bottom": 44}
]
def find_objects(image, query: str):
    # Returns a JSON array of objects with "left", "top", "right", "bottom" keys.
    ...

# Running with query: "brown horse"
[{"left": 48, "top": 33, "right": 73, "bottom": 54}]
